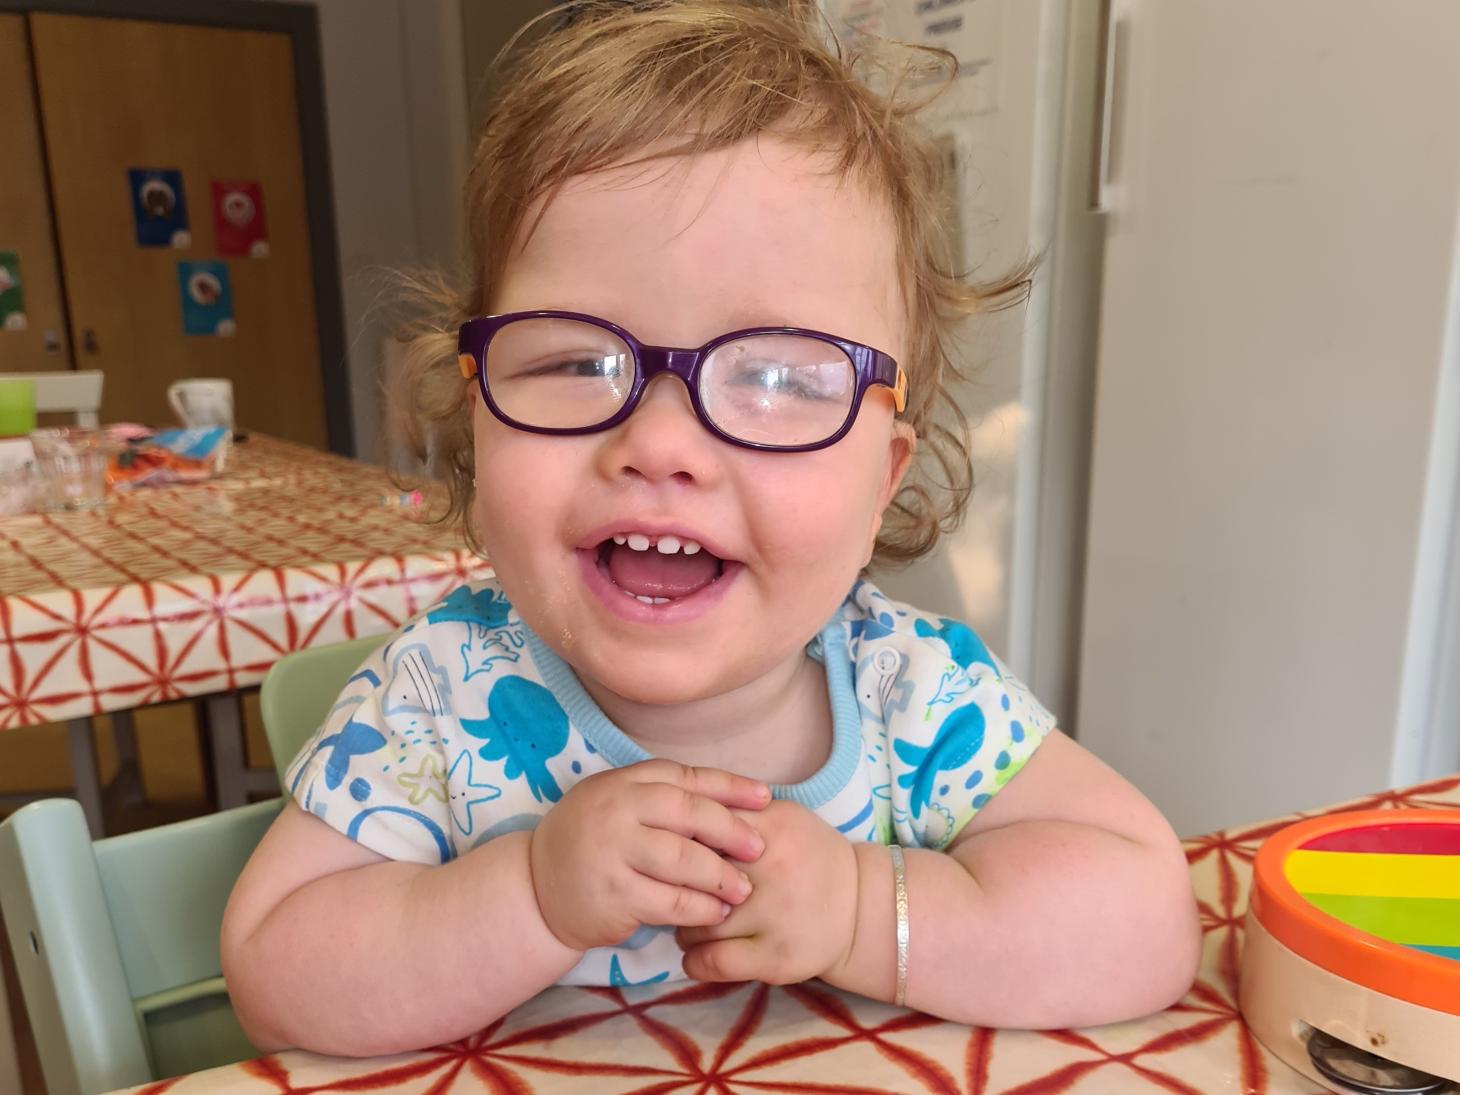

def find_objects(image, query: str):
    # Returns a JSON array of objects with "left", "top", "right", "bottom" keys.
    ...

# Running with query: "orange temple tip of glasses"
[
  {"left": 457, "top": 354, "right": 477, "bottom": 380},
  {"left": 893, "top": 368, "right": 909, "bottom": 414}
]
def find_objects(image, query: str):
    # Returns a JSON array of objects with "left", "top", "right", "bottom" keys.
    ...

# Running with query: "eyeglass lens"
[{"left": 483, "top": 316, "right": 857, "bottom": 447}]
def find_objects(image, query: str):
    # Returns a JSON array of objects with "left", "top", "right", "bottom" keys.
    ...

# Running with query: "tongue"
[{"left": 606, "top": 543, "right": 721, "bottom": 598}]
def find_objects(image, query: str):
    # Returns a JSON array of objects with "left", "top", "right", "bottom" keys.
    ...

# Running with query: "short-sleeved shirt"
[{"left": 285, "top": 577, "right": 1055, "bottom": 986}]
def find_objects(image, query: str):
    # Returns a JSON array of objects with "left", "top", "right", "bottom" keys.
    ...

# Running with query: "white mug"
[{"left": 167, "top": 378, "right": 234, "bottom": 430}]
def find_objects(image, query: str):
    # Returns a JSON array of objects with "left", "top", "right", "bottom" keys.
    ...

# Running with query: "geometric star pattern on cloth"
[
  {"left": 116, "top": 775, "right": 1458, "bottom": 1094},
  {"left": 0, "top": 436, "right": 492, "bottom": 730}
]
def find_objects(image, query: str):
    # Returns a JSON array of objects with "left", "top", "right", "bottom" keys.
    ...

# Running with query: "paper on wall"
[{"left": 821, "top": 0, "right": 1000, "bottom": 117}]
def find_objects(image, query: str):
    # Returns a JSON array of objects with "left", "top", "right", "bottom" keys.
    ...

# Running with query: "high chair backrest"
[
  {"left": 260, "top": 634, "right": 383, "bottom": 789},
  {"left": 7, "top": 370, "right": 104, "bottom": 427},
  {"left": 0, "top": 797, "right": 282, "bottom": 1095}
]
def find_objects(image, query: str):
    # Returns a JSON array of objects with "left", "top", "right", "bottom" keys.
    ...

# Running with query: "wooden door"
[
  {"left": 0, "top": 14, "right": 69, "bottom": 372},
  {"left": 29, "top": 13, "right": 328, "bottom": 446}
]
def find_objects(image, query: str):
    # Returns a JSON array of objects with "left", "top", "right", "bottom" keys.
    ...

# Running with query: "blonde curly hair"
[{"left": 392, "top": 0, "right": 1031, "bottom": 567}]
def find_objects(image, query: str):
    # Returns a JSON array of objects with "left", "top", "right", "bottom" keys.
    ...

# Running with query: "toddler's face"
[{"left": 473, "top": 135, "right": 912, "bottom": 705}]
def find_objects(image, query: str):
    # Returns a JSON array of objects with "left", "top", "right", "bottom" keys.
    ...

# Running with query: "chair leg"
[
  {"left": 66, "top": 718, "right": 106, "bottom": 838},
  {"left": 0, "top": 924, "right": 24, "bottom": 1095},
  {"left": 205, "top": 694, "right": 248, "bottom": 810},
  {"left": 195, "top": 700, "right": 219, "bottom": 808},
  {"left": 108, "top": 710, "right": 144, "bottom": 809}
]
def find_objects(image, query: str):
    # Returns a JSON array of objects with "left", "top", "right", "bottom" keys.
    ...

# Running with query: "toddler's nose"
[{"left": 596, "top": 373, "right": 724, "bottom": 487}]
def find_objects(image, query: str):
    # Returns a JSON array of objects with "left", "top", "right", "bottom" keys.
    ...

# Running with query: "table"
[
  {"left": 108, "top": 773, "right": 1460, "bottom": 1094},
  {"left": 0, "top": 435, "right": 490, "bottom": 832}
]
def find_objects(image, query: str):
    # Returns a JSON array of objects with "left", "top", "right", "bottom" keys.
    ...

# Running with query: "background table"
[
  {"left": 108, "top": 774, "right": 1460, "bottom": 1094},
  {"left": 0, "top": 435, "right": 490, "bottom": 831}
]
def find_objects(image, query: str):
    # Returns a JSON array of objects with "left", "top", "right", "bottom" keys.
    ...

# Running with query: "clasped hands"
[{"left": 527, "top": 758, "right": 860, "bottom": 984}]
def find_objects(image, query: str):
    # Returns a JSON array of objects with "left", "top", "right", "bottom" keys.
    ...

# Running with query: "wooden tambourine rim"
[{"left": 1249, "top": 808, "right": 1460, "bottom": 1016}]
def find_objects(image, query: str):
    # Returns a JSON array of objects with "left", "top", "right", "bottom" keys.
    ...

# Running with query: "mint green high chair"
[
  {"left": 259, "top": 634, "right": 382, "bottom": 786},
  {"left": 0, "top": 635, "right": 384, "bottom": 1095},
  {"left": 0, "top": 796, "right": 282, "bottom": 1095}
]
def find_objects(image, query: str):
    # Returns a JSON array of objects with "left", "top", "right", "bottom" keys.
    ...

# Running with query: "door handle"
[
  {"left": 82, "top": 328, "right": 99, "bottom": 354},
  {"left": 1090, "top": 0, "right": 1127, "bottom": 214}
]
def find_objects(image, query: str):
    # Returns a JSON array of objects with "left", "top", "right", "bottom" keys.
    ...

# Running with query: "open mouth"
[{"left": 593, "top": 532, "right": 729, "bottom": 606}]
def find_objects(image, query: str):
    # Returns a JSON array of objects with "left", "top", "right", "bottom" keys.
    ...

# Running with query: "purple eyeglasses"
[{"left": 457, "top": 310, "right": 908, "bottom": 453}]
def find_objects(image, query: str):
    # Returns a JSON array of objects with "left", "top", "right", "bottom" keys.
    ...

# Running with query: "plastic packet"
[{"left": 109, "top": 427, "right": 233, "bottom": 489}]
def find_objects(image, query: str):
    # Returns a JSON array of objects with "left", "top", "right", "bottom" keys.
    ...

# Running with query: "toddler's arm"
[
  {"left": 222, "top": 802, "right": 574, "bottom": 1055},
  {"left": 827, "top": 731, "right": 1201, "bottom": 1027},
  {"left": 223, "top": 761, "right": 768, "bottom": 1055}
]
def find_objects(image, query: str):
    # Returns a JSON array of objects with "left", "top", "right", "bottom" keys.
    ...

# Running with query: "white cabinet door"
[{"left": 1077, "top": 0, "right": 1460, "bottom": 835}]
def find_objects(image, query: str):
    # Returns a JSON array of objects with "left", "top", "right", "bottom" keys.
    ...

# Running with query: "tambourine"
[{"left": 1240, "top": 809, "right": 1460, "bottom": 1093}]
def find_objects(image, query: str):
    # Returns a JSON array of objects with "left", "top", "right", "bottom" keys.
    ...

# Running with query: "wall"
[
  {"left": 272, "top": 0, "right": 476, "bottom": 462},
  {"left": 841, "top": 0, "right": 1068, "bottom": 687},
  {"left": 283, "top": 0, "right": 563, "bottom": 463},
  {"left": 1076, "top": 0, "right": 1460, "bottom": 835}
]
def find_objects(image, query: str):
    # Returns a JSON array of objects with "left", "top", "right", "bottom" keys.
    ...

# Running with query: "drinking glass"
[{"left": 30, "top": 427, "right": 110, "bottom": 511}]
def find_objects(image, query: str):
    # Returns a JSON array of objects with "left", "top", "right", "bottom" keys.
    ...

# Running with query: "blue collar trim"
[{"left": 521, "top": 614, "right": 859, "bottom": 809}]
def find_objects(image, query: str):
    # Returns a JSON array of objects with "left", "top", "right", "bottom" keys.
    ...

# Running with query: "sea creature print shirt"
[{"left": 286, "top": 577, "right": 1055, "bottom": 987}]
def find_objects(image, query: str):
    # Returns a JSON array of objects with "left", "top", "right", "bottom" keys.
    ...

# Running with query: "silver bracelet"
[{"left": 889, "top": 844, "right": 909, "bottom": 1007}]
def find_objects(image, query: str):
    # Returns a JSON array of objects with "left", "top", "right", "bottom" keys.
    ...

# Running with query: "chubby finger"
[
  {"left": 681, "top": 938, "right": 762, "bottom": 983},
  {"left": 629, "top": 760, "right": 771, "bottom": 811},
  {"left": 674, "top": 918, "right": 743, "bottom": 949},
  {"left": 627, "top": 830, "right": 753, "bottom": 903},
  {"left": 637, "top": 782, "right": 766, "bottom": 862},
  {"left": 630, "top": 874, "right": 736, "bottom": 929}
]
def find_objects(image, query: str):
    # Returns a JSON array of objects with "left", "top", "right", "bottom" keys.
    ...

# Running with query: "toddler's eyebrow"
[
  {"left": 719, "top": 310, "right": 804, "bottom": 331},
  {"left": 497, "top": 306, "right": 810, "bottom": 337}
]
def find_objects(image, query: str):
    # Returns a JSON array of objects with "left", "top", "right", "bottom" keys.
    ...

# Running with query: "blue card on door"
[
  {"left": 129, "top": 168, "right": 192, "bottom": 248},
  {"left": 177, "top": 261, "right": 235, "bottom": 336}
]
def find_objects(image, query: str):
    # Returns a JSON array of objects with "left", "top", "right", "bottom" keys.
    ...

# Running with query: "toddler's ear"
[
  {"left": 882, "top": 421, "right": 917, "bottom": 508},
  {"left": 864, "top": 422, "right": 917, "bottom": 563}
]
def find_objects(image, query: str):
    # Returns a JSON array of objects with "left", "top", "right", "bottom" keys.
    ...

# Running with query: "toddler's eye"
[
  {"left": 728, "top": 362, "right": 840, "bottom": 402},
  {"left": 518, "top": 355, "right": 625, "bottom": 380}
]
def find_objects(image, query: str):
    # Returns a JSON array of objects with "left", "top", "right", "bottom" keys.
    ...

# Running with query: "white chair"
[{"left": 7, "top": 369, "right": 104, "bottom": 427}]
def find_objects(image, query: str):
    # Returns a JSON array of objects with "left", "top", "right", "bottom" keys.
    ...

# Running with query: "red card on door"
[{"left": 211, "top": 180, "right": 269, "bottom": 257}]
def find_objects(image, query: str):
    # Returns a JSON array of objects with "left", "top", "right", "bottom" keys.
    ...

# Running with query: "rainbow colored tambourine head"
[{"left": 1239, "top": 809, "right": 1460, "bottom": 1094}]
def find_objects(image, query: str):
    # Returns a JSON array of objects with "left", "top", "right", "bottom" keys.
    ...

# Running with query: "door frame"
[{"left": 2, "top": 0, "right": 353, "bottom": 456}]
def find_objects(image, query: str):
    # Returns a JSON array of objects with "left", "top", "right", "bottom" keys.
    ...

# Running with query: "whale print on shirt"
[
  {"left": 427, "top": 585, "right": 514, "bottom": 628},
  {"left": 915, "top": 617, "right": 1001, "bottom": 678},
  {"left": 893, "top": 700, "right": 987, "bottom": 820}
]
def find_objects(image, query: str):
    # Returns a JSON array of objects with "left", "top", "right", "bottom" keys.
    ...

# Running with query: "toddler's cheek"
[
  {"left": 469, "top": 488, "right": 491, "bottom": 543},
  {"left": 767, "top": 502, "right": 875, "bottom": 573}
]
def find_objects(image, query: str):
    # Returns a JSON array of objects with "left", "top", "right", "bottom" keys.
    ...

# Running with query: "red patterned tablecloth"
[
  {"left": 110, "top": 775, "right": 1460, "bottom": 1094},
  {"left": 0, "top": 436, "right": 490, "bottom": 729}
]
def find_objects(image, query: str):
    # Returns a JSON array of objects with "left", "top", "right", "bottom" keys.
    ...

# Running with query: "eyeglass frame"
[{"left": 457, "top": 310, "right": 909, "bottom": 454}]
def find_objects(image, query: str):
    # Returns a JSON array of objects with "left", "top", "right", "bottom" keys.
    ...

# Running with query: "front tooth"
[
  {"left": 627, "top": 533, "right": 651, "bottom": 551},
  {"left": 656, "top": 536, "right": 681, "bottom": 554},
  {"left": 613, "top": 535, "right": 627, "bottom": 545},
  {"left": 650, "top": 597, "right": 670, "bottom": 604},
  {"left": 682, "top": 540, "right": 702, "bottom": 555},
  {"left": 635, "top": 594, "right": 655, "bottom": 604}
]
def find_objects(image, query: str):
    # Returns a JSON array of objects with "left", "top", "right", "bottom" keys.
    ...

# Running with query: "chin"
[{"left": 578, "top": 658, "right": 745, "bottom": 707}]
